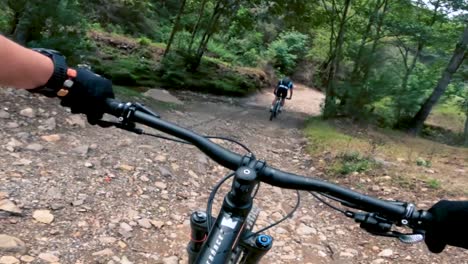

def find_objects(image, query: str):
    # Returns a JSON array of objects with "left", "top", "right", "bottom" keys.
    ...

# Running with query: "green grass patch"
[
  {"left": 329, "top": 151, "right": 377, "bottom": 176},
  {"left": 426, "top": 178, "right": 442, "bottom": 189},
  {"left": 90, "top": 54, "right": 161, "bottom": 87},
  {"left": 304, "top": 117, "right": 368, "bottom": 153},
  {"left": 303, "top": 116, "right": 468, "bottom": 194},
  {"left": 428, "top": 98, "right": 465, "bottom": 133}
]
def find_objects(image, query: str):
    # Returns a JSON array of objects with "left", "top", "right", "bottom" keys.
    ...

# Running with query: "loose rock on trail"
[{"left": 0, "top": 86, "right": 466, "bottom": 263}]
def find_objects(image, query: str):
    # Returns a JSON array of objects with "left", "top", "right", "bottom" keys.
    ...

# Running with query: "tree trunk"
[
  {"left": 361, "top": 0, "right": 389, "bottom": 82},
  {"left": 319, "top": 0, "right": 336, "bottom": 89},
  {"left": 408, "top": 26, "right": 468, "bottom": 135},
  {"left": 323, "top": 0, "right": 352, "bottom": 118},
  {"left": 350, "top": 0, "right": 383, "bottom": 82},
  {"left": 191, "top": 0, "right": 227, "bottom": 71},
  {"left": 163, "top": 0, "right": 187, "bottom": 58},
  {"left": 395, "top": 41, "right": 423, "bottom": 122},
  {"left": 464, "top": 112, "right": 468, "bottom": 146},
  {"left": 188, "top": 0, "right": 208, "bottom": 52},
  {"left": 464, "top": 110, "right": 468, "bottom": 145}
]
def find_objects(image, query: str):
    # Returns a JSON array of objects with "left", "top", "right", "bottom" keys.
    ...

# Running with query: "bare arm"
[{"left": 0, "top": 35, "right": 53, "bottom": 89}]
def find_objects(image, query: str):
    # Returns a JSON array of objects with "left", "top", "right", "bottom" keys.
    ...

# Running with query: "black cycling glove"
[
  {"left": 425, "top": 200, "right": 468, "bottom": 253},
  {"left": 31, "top": 48, "right": 114, "bottom": 125},
  {"left": 60, "top": 68, "right": 114, "bottom": 125}
]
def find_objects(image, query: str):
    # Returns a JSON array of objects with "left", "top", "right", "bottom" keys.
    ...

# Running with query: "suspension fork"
[
  {"left": 187, "top": 155, "right": 271, "bottom": 263},
  {"left": 188, "top": 211, "right": 273, "bottom": 264},
  {"left": 237, "top": 232, "right": 273, "bottom": 264}
]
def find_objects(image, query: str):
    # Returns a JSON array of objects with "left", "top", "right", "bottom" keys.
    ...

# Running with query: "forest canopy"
[{"left": 0, "top": 0, "right": 467, "bottom": 141}]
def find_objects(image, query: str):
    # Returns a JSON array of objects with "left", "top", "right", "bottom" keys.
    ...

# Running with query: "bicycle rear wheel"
[{"left": 269, "top": 100, "right": 280, "bottom": 121}]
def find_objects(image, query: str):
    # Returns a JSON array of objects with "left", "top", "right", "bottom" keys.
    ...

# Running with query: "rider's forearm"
[{"left": 0, "top": 35, "right": 53, "bottom": 89}]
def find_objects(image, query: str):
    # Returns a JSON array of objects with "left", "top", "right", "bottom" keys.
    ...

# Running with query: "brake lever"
[
  {"left": 98, "top": 101, "right": 158, "bottom": 134},
  {"left": 96, "top": 120, "right": 143, "bottom": 134},
  {"left": 134, "top": 102, "right": 160, "bottom": 118},
  {"left": 347, "top": 211, "right": 424, "bottom": 244},
  {"left": 364, "top": 230, "right": 424, "bottom": 244},
  {"left": 394, "top": 231, "right": 424, "bottom": 244}
]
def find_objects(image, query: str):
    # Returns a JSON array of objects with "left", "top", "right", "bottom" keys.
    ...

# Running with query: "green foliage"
[
  {"left": 138, "top": 37, "right": 152, "bottom": 46},
  {"left": 159, "top": 52, "right": 257, "bottom": 96},
  {"left": 87, "top": 43, "right": 160, "bottom": 87},
  {"left": 426, "top": 178, "right": 441, "bottom": 189},
  {"left": 3, "top": 0, "right": 87, "bottom": 63},
  {"left": 330, "top": 151, "right": 376, "bottom": 176},
  {"left": 392, "top": 63, "right": 444, "bottom": 126},
  {"left": 79, "top": 0, "right": 157, "bottom": 38},
  {"left": 1, "top": 0, "right": 464, "bottom": 130},
  {"left": 308, "top": 28, "right": 331, "bottom": 62},
  {"left": 0, "top": 5, "right": 11, "bottom": 33},
  {"left": 416, "top": 157, "right": 431, "bottom": 167},
  {"left": 267, "top": 31, "right": 309, "bottom": 75},
  {"left": 94, "top": 57, "right": 157, "bottom": 86}
]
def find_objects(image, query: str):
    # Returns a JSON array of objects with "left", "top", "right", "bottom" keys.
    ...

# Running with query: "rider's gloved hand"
[
  {"left": 30, "top": 48, "right": 114, "bottom": 125},
  {"left": 425, "top": 200, "right": 468, "bottom": 253},
  {"left": 60, "top": 68, "right": 114, "bottom": 125}
]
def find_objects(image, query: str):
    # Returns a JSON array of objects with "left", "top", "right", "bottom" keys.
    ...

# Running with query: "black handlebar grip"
[{"left": 104, "top": 98, "right": 124, "bottom": 116}]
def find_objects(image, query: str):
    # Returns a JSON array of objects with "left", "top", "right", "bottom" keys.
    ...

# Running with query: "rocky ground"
[{"left": 0, "top": 86, "right": 467, "bottom": 264}]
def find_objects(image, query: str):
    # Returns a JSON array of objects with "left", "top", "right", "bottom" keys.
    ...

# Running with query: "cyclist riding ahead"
[
  {"left": 270, "top": 77, "right": 293, "bottom": 113},
  {"left": 1, "top": 34, "right": 468, "bottom": 256}
]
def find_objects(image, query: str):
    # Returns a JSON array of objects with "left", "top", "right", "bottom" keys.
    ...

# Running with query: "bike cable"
[
  {"left": 140, "top": 130, "right": 300, "bottom": 238},
  {"left": 245, "top": 190, "right": 301, "bottom": 239},
  {"left": 309, "top": 191, "right": 348, "bottom": 214},
  {"left": 204, "top": 136, "right": 253, "bottom": 155},
  {"left": 206, "top": 172, "right": 236, "bottom": 229},
  {"left": 141, "top": 132, "right": 253, "bottom": 154}
]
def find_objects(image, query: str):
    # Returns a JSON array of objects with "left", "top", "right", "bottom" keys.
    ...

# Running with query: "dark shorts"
[{"left": 276, "top": 87, "right": 288, "bottom": 99}]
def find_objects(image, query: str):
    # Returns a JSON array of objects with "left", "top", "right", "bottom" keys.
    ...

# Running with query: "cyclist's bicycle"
[
  {"left": 103, "top": 99, "right": 432, "bottom": 263},
  {"left": 269, "top": 96, "right": 290, "bottom": 121}
]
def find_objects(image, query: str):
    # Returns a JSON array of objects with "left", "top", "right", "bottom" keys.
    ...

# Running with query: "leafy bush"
[
  {"left": 138, "top": 37, "right": 152, "bottom": 46},
  {"left": 267, "top": 31, "right": 309, "bottom": 75},
  {"left": 3, "top": 0, "right": 88, "bottom": 63},
  {"left": 0, "top": 7, "right": 12, "bottom": 33},
  {"left": 207, "top": 41, "right": 237, "bottom": 64},
  {"left": 90, "top": 52, "right": 159, "bottom": 87},
  {"left": 308, "top": 28, "right": 330, "bottom": 62}
]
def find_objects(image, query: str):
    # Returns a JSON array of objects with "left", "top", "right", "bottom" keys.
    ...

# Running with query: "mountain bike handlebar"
[{"left": 104, "top": 98, "right": 432, "bottom": 232}]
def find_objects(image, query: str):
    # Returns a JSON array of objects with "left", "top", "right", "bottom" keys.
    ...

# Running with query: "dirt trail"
[
  {"left": 244, "top": 84, "right": 325, "bottom": 116},
  {"left": 0, "top": 86, "right": 466, "bottom": 264}
]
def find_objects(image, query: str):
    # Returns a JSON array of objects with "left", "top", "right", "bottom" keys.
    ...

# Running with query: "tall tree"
[
  {"left": 408, "top": 25, "right": 468, "bottom": 134},
  {"left": 323, "top": 0, "right": 353, "bottom": 118},
  {"left": 350, "top": 0, "right": 386, "bottom": 82},
  {"left": 164, "top": 0, "right": 188, "bottom": 58},
  {"left": 188, "top": 0, "right": 208, "bottom": 51},
  {"left": 391, "top": 0, "right": 443, "bottom": 122},
  {"left": 190, "top": 0, "right": 242, "bottom": 71},
  {"left": 340, "top": 0, "right": 390, "bottom": 110}
]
